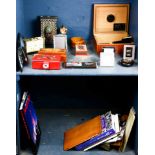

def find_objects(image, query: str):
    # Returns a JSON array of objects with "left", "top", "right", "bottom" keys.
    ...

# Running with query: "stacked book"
[
  {"left": 64, "top": 108, "right": 135, "bottom": 152},
  {"left": 75, "top": 111, "right": 120, "bottom": 151}
]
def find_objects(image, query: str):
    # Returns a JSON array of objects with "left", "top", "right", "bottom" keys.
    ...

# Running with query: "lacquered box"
[
  {"left": 93, "top": 4, "right": 131, "bottom": 54},
  {"left": 71, "top": 37, "right": 85, "bottom": 48},
  {"left": 38, "top": 48, "right": 67, "bottom": 62},
  {"left": 32, "top": 54, "right": 61, "bottom": 70}
]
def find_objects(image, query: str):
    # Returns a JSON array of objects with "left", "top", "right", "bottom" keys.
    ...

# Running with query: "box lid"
[
  {"left": 32, "top": 54, "right": 61, "bottom": 62},
  {"left": 93, "top": 4, "right": 129, "bottom": 35}
]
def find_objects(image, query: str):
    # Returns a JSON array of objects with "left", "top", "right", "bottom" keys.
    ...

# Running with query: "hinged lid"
[{"left": 93, "top": 4, "right": 129, "bottom": 35}]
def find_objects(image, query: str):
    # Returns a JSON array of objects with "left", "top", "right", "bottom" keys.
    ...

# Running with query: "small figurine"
[{"left": 60, "top": 25, "right": 68, "bottom": 35}]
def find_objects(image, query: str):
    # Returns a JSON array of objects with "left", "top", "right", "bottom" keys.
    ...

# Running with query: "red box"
[{"left": 32, "top": 54, "right": 61, "bottom": 70}]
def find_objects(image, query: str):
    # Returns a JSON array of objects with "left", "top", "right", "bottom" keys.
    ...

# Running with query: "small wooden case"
[{"left": 93, "top": 4, "right": 130, "bottom": 54}]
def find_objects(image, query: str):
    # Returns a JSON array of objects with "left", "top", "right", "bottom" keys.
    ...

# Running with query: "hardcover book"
[
  {"left": 19, "top": 92, "right": 30, "bottom": 149},
  {"left": 64, "top": 116, "right": 102, "bottom": 151},
  {"left": 119, "top": 107, "right": 136, "bottom": 152},
  {"left": 19, "top": 92, "right": 41, "bottom": 154},
  {"left": 75, "top": 111, "right": 120, "bottom": 151}
]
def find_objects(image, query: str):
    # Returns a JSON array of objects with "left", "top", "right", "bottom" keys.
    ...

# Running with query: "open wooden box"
[{"left": 93, "top": 4, "right": 131, "bottom": 54}]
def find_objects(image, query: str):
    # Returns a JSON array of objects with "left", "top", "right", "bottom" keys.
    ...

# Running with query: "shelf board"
[
  {"left": 20, "top": 109, "right": 136, "bottom": 155},
  {"left": 17, "top": 44, "right": 138, "bottom": 76}
]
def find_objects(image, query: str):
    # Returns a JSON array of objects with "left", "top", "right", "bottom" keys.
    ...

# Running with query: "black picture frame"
[
  {"left": 16, "top": 33, "right": 28, "bottom": 72},
  {"left": 16, "top": 47, "right": 25, "bottom": 72},
  {"left": 123, "top": 45, "right": 135, "bottom": 61}
]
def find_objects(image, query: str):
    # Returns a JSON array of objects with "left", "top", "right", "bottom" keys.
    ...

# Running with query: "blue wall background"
[
  {"left": 130, "top": 0, "right": 138, "bottom": 51},
  {"left": 16, "top": 0, "right": 25, "bottom": 36},
  {"left": 16, "top": 0, "right": 137, "bottom": 46}
]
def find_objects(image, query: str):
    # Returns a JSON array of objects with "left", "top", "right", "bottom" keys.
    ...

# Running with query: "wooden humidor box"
[{"left": 93, "top": 4, "right": 130, "bottom": 54}]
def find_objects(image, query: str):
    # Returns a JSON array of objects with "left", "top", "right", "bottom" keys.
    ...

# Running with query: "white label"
[{"left": 43, "top": 63, "right": 49, "bottom": 69}]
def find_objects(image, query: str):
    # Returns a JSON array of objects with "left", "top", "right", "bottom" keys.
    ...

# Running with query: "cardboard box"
[
  {"left": 32, "top": 54, "right": 61, "bottom": 70},
  {"left": 93, "top": 4, "right": 130, "bottom": 54}
]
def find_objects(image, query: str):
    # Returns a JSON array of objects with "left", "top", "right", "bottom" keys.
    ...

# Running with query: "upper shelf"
[{"left": 16, "top": 43, "right": 138, "bottom": 77}]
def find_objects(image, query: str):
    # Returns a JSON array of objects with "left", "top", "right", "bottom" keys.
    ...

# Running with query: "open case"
[{"left": 93, "top": 4, "right": 132, "bottom": 54}]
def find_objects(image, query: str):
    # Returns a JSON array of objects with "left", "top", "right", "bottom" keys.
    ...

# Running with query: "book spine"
[
  {"left": 20, "top": 110, "right": 31, "bottom": 140},
  {"left": 75, "top": 128, "right": 115, "bottom": 151},
  {"left": 83, "top": 132, "right": 118, "bottom": 151},
  {"left": 19, "top": 92, "right": 28, "bottom": 110}
]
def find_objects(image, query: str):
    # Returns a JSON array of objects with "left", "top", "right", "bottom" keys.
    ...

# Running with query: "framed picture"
[
  {"left": 53, "top": 34, "right": 68, "bottom": 50},
  {"left": 17, "top": 33, "right": 25, "bottom": 48},
  {"left": 16, "top": 47, "right": 28, "bottom": 72},
  {"left": 40, "top": 16, "right": 58, "bottom": 45},
  {"left": 123, "top": 45, "right": 135, "bottom": 61},
  {"left": 16, "top": 33, "right": 28, "bottom": 72}
]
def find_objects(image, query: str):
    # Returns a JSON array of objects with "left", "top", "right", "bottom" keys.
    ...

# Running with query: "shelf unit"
[
  {"left": 16, "top": 45, "right": 138, "bottom": 155},
  {"left": 16, "top": 0, "right": 138, "bottom": 155}
]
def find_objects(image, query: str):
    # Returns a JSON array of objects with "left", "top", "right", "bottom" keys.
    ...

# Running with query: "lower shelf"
[{"left": 20, "top": 109, "right": 136, "bottom": 155}]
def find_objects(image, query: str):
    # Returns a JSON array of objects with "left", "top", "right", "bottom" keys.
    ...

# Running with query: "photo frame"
[
  {"left": 40, "top": 16, "right": 58, "bottom": 45},
  {"left": 16, "top": 47, "right": 28, "bottom": 72},
  {"left": 123, "top": 45, "right": 135, "bottom": 61},
  {"left": 53, "top": 34, "right": 68, "bottom": 50},
  {"left": 17, "top": 33, "right": 25, "bottom": 48},
  {"left": 16, "top": 33, "right": 28, "bottom": 72}
]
